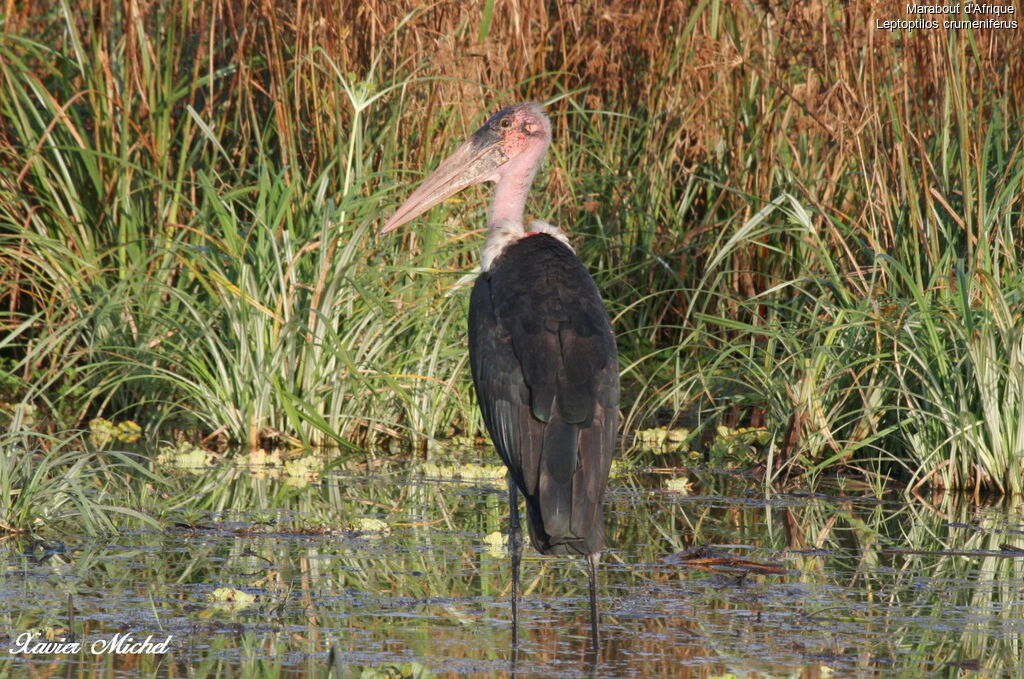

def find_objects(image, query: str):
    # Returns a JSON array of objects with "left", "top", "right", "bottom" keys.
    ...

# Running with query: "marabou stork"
[{"left": 381, "top": 102, "right": 619, "bottom": 650}]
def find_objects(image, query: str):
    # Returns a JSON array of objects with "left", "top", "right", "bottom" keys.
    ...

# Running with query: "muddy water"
[{"left": 1, "top": 464, "right": 1022, "bottom": 677}]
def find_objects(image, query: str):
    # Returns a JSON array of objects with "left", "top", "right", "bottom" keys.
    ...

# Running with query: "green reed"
[{"left": 1, "top": 2, "right": 1022, "bottom": 491}]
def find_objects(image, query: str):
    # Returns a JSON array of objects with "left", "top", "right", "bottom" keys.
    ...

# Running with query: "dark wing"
[
  {"left": 468, "top": 234, "right": 619, "bottom": 555},
  {"left": 468, "top": 272, "right": 532, "bottom": 491}
]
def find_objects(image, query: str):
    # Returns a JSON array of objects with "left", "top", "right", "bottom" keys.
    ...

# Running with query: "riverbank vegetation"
[{"left": 2, "top": 1, "right": 1023, "bottom": 502}]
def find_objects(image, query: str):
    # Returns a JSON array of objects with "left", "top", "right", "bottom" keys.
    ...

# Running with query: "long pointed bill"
[{"left": 380, "top": 126, "right": 507, "bottom": 234}]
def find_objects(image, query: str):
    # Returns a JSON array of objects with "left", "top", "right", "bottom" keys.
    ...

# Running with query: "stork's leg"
[
  {"left": 586, "top": 551, "right": 601, "bottom": 652},
  {"left": 507, "top": 475, "right": 523, "bottom": 647}
]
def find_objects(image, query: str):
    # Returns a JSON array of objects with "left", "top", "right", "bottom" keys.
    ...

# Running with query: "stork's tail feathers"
[{"left": 524, "top": 501, "right": 605, "bottom": 556}]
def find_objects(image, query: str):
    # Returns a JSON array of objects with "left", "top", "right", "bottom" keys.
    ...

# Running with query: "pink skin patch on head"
[
  {"left": 500, "top": 113, "right": 542, "bottom": 156},
  {"left": 502, "top": 131, "right": 528, "bottom": 154}
]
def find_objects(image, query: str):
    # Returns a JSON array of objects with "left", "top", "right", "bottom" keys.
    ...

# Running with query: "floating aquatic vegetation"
[
  {"left": 708, "top": 426, "right": 772, "bottom": 467},
  {"left": 357, "top": 662, "right": 433, "bottom": 679},
  {"left": 352, "top": 517, "right": 391, "bottom": 537},
  {"left": 155, "top": 441, "right": 214, "bottom": 471},
  {"left": 665, "top": 476, "right": 694, "bottom": 495},
  {"left": 282, "top": 455, "right": 323, "bottom": 487},
  {"left": 419, "top": 462, "right": 506, "bottom": 483},
  {"left": 232, "top": 448, "right": 284, "bottom": 479},
  {"left": 482, "top": 530, "right": 507, "bottom": 556},
  {"left": 426, "top": 436, "right": 479, "bottom": 454},
  {"left": 634, "top": 426, "right": 692, "bottom": 449},
  {"left": 88, "top": 418, "right": 142, "bottom": 447},
  {"left": 202, "top": 587, "right": 257, "bottom": 616},
  {"left": 609, "top": 459, "right": 637, "bottom": 478}
]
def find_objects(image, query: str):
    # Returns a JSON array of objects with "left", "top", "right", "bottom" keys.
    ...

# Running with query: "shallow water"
[{"left": 2, "top": 463, "right": 1022, "bottom": 677}]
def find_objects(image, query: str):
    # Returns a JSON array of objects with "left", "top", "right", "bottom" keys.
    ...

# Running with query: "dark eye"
[{"left": 499, "top": 117, "right": 512, "bottom": 129}]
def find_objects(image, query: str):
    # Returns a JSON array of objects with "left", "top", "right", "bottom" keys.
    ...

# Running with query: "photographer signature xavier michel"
[{"left": 8, "top": 631, "right": 172, "bottom": 655}]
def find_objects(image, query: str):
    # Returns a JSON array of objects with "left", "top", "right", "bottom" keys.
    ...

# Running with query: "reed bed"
[{"left": 1, "top": 1, "right": 1023, "bottom": 491}]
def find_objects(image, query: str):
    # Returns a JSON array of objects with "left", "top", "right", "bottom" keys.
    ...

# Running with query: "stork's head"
[{"left": 380, "top": 103, "right": 551, "bottom": 234}]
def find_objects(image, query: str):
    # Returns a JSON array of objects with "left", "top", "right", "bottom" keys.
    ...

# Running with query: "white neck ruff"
[{"left": 481, "top": 219, "right": 574, "bottom": 272}]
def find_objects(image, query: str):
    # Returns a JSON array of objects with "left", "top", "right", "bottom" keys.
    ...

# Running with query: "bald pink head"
[{"left": 380, "top": 103, "right": 552, "bottom": 234}]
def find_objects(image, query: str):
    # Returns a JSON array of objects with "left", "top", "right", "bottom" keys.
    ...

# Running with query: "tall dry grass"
[{"left": 2, "top": 1, "right": 1023, "bottom": 489}]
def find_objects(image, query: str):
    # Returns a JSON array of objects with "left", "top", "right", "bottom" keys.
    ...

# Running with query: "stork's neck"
[
  {"left": 480, "top": 134, "right": 568, "bottom": 272},
  {"left": 481, "top": 141, "right": 544, "bottom": 271},
  {"left": 487, "top": 145, "right": 544, "bottom": 226},
  {"left": 481, "top": 219, "right": 574, "bottom": 272}
]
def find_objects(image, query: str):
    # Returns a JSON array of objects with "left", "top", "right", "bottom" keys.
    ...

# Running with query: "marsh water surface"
[{"left": 2, "top": 460, "right": 1022, "bottom": 677}]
